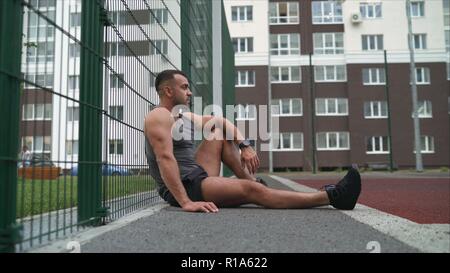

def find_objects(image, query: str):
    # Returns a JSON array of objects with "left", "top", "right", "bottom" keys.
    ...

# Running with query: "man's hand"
[
  {"left": 182, "top": 201, "right": 219, "bottom": 213},
  {"left": 240, "top": 146, "right": 260, "bottom": 175}
]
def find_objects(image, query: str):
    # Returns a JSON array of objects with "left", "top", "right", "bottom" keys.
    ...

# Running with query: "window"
[
  {"left": 415, "top": 136, "right": 435, "bottom": 153},
  {"left": 316, "top": 98, "right": 348, "bottom": 116},
  {"left": 27, "top": 11, "right": 55, "bottom": 39},
  {"left": 109, "top": 139, "right": 123, "bottom": 155},
  {"left": 109, "top": 11, "right": 127, "bottom": 25},
  {"left": 444, "top": 0, "right": 450, "bottom": 26},
  {"left": 367, "top": 136, "right": 389, "bottom": 154},
  {"left": 417, "top": 100, "right": 432, "bottom": 118},
  {"left": 314, "top": 65, "right": 346, "bottom": 82},
  {"left": 110, "top": 73, "right": 124, "bottom": 89},
  {"left": 445, "top": 30, "right": 450, "bottom": 52},
  {"left": 317, "top": 132, "right": 350, "bottom": 150},
  {"left": 362, "top": 35, "right": 383, "bottom": 51},
  {"left": 364, "top": 101, "right": 388, "bottom": 119},
  {"left": 232, "top": 37, "right": 253, "bottom": 53},
  {"left": 26, "top": 41, "right": 54, "bottom": 63},
  {"left": 69, "top": 43, "right": 80, "bottom": 58},
  {"left": 362, "top": 68, "right": 386, "bottom": 85},
  {"left": 70, "top": 12, "right": 81, "bottom": 28},
  {"left": 235, "top": 70, "right": 255, "bottom": 87},
  {"left": 150, "top": 9, "right": 168, "bottom": 24},
  {"left": 269, "top": 2, "right": 299, "bottom": 24},
  {"left": 109, "top": 106, "right": 124, "bottom": 121},
  {"left": 360, "top": 2, "right": 382, "bottom": 19},
  {"left": 415, "top": 67, "right": 430, "bottom": 84},
  {"left": 270, "top": 66, "right": 301, "bottom": 83},
  {"left": 151, "top": 40, "right": 168, "bottom": 55},
  {"left": 23, "top": 104, "right": 52, "bottom": 120},
  {"left": 313, "top": 33, "right": 344, "bottom": 54},
  {"left": 66, "top": 140, "right": 79, "bottom": 156},
  {"left": 410, "top": 1, "right": 425, "bottom": 17},
  {"left": 413, "top": 34, "right": 427, "bottom": 50},
  {"left": 271, "top": 98, "right": 302, "bottom": 116},
  {"left": 23, "top": 136, "right": 51, "bottom": 153},
  {"left": 447, "top": 62, "right": 450, "bottom": 80},
  {"left": 312, "top": 1, "right": 343, "bottom": 24},
  {"left": 270, "top": 34, "right": 300, "bottom": 55},
  {"left": 68, "top": 75, "right": 79, "bottom": 90},
  {"left": 273, "top": 132, "right": 303, "bottom": 151},
  {"left": 231, "top": 6, "right": 253, "bottom": 22},
  {"left": 30, "top": 0, "right": 56, "bottom": 8},
  {"left": 236, "top": 104, "right": 256, "bottom": 120},
  {"left": 109, "top": 42, "right": 127, "bottom": 57},
  {"left": 67, "top": 106, "right": 79, "bottom": 122},
  {"left": 24, "top": 73, "right": 53, "bottom": 88}
]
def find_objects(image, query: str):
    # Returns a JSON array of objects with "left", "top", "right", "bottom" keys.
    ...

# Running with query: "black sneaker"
[
  {"left": 255, "top": 177, "right": 268, "bottom": 186},
  {"left": 321, "top": 167, "right": 361, "bottom": 210}
]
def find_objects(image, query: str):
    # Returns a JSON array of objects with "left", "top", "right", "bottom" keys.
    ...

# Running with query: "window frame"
[
  {"left": 270, "top": 34, "right": 300, "bottom": 56},
  {"left": 410, "top": 1, "right": 425, "bottom": 17},
  {"left": 362, "top": 68, "right": 386, "bottom": 85},
  {"left": 360, "top": 2, "right": 382, "bottom": 19},
  {"left": 364, "top": 101, "right": 388, "bottom": 119},
  {"left": 236, "top": 104, "right": 257, "bottom": 121},
  {"left": 316, "top": 132, "right": 350, "bottom": 151},
  {"left": 232, "top": 37, "right": 254, "bottom": 54},
  {"left": 231, "top": 6, "right": 253, "bottom": 22},
  {"left": 272, "top": 132, "right": 304, "bottom": 151},
  {"left": 415, "top": 67, "right": 431, "bottom": 84},
  {"left": 109, "top": 139, "right": 124, "bottom": 155},
  {"left": 314, "top": 65, "right": 347, "bottom": 82},
  {"left": 313, "top": 32, "right": 344, "bottom": 55},
  {"left": 270, "top": 66, "right": 301, "bottom": 83},
  {"left": 271, "top": 98, "right": 303, "bottom": 117},
  {"left": 366, "top": 136, "right": 390, "bottom": 154},
  {"left": 269, "top": 2, "right": 299, "bottom": 25},
  {"left": 315, "top": 98, "right": 348, "bottom": 116},
  {"left": 416, "top": 100, "right": 433, "bottom": 118},
  {"left": 362, "top": 35, "right": 384, "bottom": 51},
  {"left": 312, "top": 1, "right": 343, "bottom": 24},
  {"left": 235, "top": 70, "right": 255, "bottom": 87}
]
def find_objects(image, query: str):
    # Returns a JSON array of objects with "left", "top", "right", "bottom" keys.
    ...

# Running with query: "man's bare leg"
[
  {"left": 201, "top": 177, "right": 330, "bottom": 209},
  {"left": 195, "top": 129, "right": 255, "bottom": 180}
]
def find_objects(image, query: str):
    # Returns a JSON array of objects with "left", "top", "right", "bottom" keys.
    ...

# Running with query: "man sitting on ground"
[{"left": 144, "top": 70, "right": 361, "bottom": 213}]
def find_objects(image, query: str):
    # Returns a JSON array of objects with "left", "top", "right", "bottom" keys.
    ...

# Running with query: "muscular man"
[{"left": 144, "top": 70, "right": 361, "bottom": 213}]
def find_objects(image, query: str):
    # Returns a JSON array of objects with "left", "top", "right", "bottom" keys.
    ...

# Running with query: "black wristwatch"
[{"left": 238, "top": 139, "right": 251, "bottom": 150}]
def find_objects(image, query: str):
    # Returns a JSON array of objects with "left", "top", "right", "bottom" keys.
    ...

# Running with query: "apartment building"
[{"left": 224, "top": 0, "right": 450, "bottom": 170}]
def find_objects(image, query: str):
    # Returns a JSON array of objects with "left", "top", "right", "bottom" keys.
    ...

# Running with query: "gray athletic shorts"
[{"left": 163, "top": 165, "right": 208, "bottom": 207}]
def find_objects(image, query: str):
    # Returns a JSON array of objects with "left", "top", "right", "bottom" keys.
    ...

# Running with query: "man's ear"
[{"left": 163, "top": 85, "right": 173, "bottom": 97}]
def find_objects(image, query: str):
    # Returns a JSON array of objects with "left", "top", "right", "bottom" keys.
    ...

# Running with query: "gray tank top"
[{"left": 145, "top": 112, "right": 201, "bottom": 198}]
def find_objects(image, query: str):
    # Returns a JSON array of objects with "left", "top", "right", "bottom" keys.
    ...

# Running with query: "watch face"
[{"left": 240, "top": 140, "right": 251, "bottom": 148}]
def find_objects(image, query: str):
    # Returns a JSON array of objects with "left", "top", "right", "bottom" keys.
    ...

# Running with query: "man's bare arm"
[{"left": 144, "top": 109, "right": 218, "bottom": 213}]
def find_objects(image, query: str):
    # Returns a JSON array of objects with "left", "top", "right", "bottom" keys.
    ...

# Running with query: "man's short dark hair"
[{"left": 154, "top": 70, "right": 188, "bottom": 92}]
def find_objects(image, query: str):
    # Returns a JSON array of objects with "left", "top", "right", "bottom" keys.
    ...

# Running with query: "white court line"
[
  {"left": 29, "top": 203, "right": 169, "bottom": 253},
  {"left": 271, "top": 175, "right": 450, "bottom": 253}
]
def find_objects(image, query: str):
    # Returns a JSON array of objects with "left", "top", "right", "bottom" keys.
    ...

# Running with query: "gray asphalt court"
[{"left": 32, "top": 175, "right": 449, "bottom": 253}]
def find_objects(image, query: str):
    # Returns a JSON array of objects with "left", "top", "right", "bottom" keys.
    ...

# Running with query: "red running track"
[{"left": 294, "top": 178, "right": 450, "bottom": 224}]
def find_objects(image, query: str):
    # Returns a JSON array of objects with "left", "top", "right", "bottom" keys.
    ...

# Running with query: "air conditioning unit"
[{"left": 351, "top": 12, "right": 362, "bottom": 24}]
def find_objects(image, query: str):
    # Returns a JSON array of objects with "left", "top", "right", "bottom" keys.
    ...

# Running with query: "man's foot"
[
  {"left": 321, "top": 167, "right": 361, "bottom": 210},
  {"left": 255, "top": 177, "right": 268, "bottom": 186}
]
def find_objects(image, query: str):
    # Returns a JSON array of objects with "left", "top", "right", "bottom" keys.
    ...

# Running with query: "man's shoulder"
[{"left": 144, "top": 107, "right": 175, "bottom": 129}]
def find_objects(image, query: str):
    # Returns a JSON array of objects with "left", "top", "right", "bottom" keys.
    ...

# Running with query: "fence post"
[
  {"left": 0, "top": 0, "right": 24, "bottom": 252},
  {"left": 181, "top": 0, "right": 192, "bottom": 79},
  {"left": 78, "top": 0, "right": 107, "bottom": 226}
]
